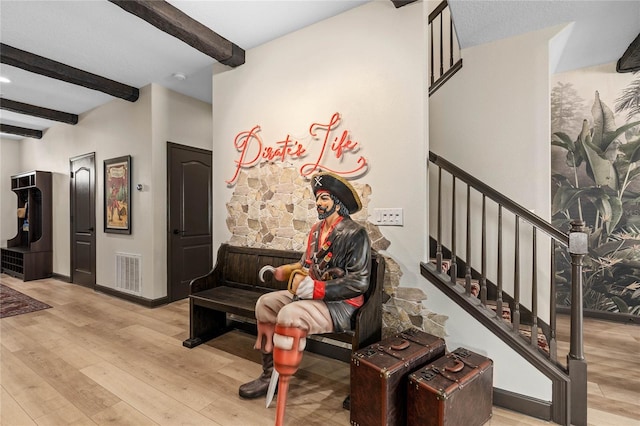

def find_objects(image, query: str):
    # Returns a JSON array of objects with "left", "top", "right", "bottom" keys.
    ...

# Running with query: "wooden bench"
[{"left": 182, "top": 243, "right": 385, "bottom": 362}]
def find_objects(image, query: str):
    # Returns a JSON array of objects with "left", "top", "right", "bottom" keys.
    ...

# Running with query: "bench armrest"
[
  {"left": 188, "top": 244, "right": 231, "bottom": 294},
  {"left": 352, "top": 253, "right": 385, "bottom": 350},
  {"left": 189, "top": 269, "right": 219, "bottom": 294}
]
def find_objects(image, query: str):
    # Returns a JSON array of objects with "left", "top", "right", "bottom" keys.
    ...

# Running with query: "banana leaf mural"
[{"left": 552, "top": 86, "right": 640, "bottom": 317}]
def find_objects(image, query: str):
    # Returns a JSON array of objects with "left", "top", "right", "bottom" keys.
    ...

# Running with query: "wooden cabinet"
[{"left": 1, "top": 171, "right": 52, "bottom": 281}]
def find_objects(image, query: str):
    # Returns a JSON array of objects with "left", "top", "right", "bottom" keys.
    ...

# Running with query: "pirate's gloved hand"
[
  {"left": 321, "top": 267, "right": 345, "bottom": 281},
  {"left": 295, "top": 276, "right": 315, "bottom": 299},
  {"left": 274, "top": 263, "right": 301, "bottom": 282},
  {"left": 310, "top": 264, "right": 322, "bottom": 280}
]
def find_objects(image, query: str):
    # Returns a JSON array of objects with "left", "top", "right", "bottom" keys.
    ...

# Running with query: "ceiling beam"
[
  {"left": 1, "top": 124, "right": 43, "bottom": 140},
  {"left": 617, "top": 33, "right": 640, "bottom": 73},
  {"left": 0, "top": 98, "right": 79, "bottom": 125},
  {"left": 108, "top": 0, "right": 245, "bottom": 67},
  {"left": 0, "top": 44, "right": 139, "bottom": 102},
  {"left": 391, "top": 0, "right": 418, "bottom": 8}
]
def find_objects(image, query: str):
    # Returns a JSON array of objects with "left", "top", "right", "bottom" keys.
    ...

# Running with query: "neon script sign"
[{"left": 226, "top": 112, "right": 368, "bottom": 185}]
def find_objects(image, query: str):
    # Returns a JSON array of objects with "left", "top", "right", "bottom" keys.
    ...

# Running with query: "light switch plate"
[{"left": 372, "top": 208, "right": 403, "bottom": 226}]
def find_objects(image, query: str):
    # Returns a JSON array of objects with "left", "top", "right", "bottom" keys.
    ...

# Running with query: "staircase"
[
  {"left": 426, "top": 3, "right": 587, "bottom": 425},
  {"left": 422, "top": 152, "right": 588, "bottom": 426}
]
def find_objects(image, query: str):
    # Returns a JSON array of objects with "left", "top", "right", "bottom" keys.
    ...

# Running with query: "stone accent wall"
[{"left": 226, "top": 163, "right": 447, "bottom": 338}]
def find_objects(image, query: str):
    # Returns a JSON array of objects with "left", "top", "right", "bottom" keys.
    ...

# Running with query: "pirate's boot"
[{"left": 238, "top": 352, "right": 274, "bottom": 399}]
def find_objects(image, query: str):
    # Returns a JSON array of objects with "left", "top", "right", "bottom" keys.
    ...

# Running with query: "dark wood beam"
[
  {"left": 1, "top": 124, "right": 43, "bottom": 139},
  {"left": 108, "top": 0, "right": 245, "bottom": 67},
  {"left": 0, "top": 98, "right": 78, "bottom": 125},
  {"left": 0, "top": 44, "right": 139, "bottom": 102},
  {"left": 617, "top": 33, "right": 640, "bottom": 73},
  {"left": 391, "top": 0, "right": 418, "bottom": 8}
]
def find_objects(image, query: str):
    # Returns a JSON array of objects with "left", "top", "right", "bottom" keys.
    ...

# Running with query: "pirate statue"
[{"left": 239, "top": 172, "right": 371, "bottom": 406}]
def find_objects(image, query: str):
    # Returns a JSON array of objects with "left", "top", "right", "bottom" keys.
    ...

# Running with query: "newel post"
[{"left": 568, "top": 219, "right": 588, "bottom": 426}]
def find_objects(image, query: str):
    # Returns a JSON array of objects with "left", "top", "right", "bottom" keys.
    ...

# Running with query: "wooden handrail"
[
  {"left": 429, "top": 151, "right": 568, "bottom": 244},
  {"left": 428, "top": 0, "right": 449, "bottom": 23}
]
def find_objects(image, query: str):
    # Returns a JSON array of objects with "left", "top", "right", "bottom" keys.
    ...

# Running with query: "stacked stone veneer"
[{"left": 226, "top": 163, "right": 447, "bottom": 338}]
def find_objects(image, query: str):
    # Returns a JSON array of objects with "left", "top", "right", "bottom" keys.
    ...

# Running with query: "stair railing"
[
  {"left": 426, "top": 151, "right": 587, "bottom": 425},
  {"left": 429, "top": 0, "right": 463, "bottom": 95}
]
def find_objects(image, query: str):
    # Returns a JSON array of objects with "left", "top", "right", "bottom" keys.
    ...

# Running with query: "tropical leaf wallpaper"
[{"left": 551, "top": 63, "right": 640, "bottom": 317}]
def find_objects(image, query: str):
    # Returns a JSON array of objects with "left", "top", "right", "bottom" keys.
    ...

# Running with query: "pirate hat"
[{"left": 311, "top": 172, "right": 362, "bottom": 214}]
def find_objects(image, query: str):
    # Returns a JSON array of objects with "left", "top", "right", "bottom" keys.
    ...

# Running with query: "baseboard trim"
[
  {"left": 51, "top": 273, "right": 71, "bottom": 282},
  {"left": 95, "top": 284, "right": 169, "bottom": 308},
  {"left": 493, "top": 387, "right": 551, "bottom": 421},
  {"left": 557, "top": 305, "right": 639, "bottom": 324}
]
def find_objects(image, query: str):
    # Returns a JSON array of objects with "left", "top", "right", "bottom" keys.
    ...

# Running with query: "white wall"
[
  {"left": 430, "top": 24, "right": 562, "bottom": 218},
  {"left": 213, "top": 1, "right": 429, "bottom": 287},
  {"left": 0, "top": 138, "right": 22, "bottom": 243},
  {"left": 428, "top": 25, "right": 569, "bottom": 400},
  {"left": 0, "top": 85, "right": 212, "bottom": 300},
  {"left": 150, "top": 84, "right": 214, "bottom": 299}
]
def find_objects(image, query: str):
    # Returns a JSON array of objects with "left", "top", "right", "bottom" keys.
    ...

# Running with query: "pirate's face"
[{"left": 316, "top": 191, "right": 339, "bottom": 220}]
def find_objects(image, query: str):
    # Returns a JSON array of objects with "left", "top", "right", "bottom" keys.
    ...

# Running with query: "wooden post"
[{"left": 568, "top": 220, "right": 588, "bottom": 426}]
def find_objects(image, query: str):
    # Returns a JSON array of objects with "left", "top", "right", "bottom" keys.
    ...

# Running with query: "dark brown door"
[
  {"left": 167, "top": 142, "right": 212, "bottom": 301},
  {"left": 70, "top": 152, "right": 96, "bottom": 288}
]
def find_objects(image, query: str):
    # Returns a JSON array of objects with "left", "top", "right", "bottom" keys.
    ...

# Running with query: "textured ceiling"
[{"left": 449, "top": 0, "right": 640, "bottom": 73}]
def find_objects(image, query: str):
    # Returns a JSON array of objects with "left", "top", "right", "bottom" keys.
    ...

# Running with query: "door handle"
[
  {"left": 173, "top": 229, "right": 185, "bottom": 235},
  {"left": 88, "top": 227, "right": 94, "bottom": 232}
]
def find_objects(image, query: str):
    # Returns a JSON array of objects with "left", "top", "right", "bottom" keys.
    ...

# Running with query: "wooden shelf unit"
[{"left": 1, "top": 170, "right": 53, "bottom": 281}]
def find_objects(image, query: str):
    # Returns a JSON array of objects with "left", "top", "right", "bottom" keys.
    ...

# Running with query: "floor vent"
[{"left": 115, "top": 253, "right": 141, "bottom": 295}]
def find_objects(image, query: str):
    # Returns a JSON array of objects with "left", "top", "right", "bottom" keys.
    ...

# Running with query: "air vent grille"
[{"left": 115, "top": 253, "right": 141, "bottom": 295}]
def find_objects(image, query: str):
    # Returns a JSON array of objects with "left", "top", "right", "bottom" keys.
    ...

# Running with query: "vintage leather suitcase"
[
  {"left": 407, "top": 347, "right": 493, "bottom": 426},
  {"left": 350, "top": 328, "right": 446, "bottom": 426}
]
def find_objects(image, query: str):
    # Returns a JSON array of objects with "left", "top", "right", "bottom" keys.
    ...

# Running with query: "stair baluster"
[
  {"left": 530, "top": 228, "right": 539, "bottom": 349},
  {"left": 513, "top": 216, "right": 521, "bottom": 331}
]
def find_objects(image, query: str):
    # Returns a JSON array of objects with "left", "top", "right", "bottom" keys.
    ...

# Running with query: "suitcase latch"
[
  {"left": 455, "top": 348, "right": 471, "bottom": 358},
  {"left": 420, "top": 368, "right": 438, "bottom": 381}
]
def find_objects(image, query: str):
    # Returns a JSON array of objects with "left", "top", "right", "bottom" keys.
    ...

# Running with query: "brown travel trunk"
[
  {"left": 407, "top": 347, "right": 493, "bottom": 426},
  {"left": 350, "top": 328, "right": 446, "bottom": 426}
]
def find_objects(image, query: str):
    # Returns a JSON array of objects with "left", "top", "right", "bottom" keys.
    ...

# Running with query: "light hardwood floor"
[{"left": 1, "top": 275, "right": 638, "bottom": 425}]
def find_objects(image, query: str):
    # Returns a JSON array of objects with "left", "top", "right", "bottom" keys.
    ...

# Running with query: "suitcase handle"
[
  {"left": 390, "top": 339, "right": 410, "bottom": 351},
  {"left": 444, "top": 360, "right": 464, "bottom": 373}
]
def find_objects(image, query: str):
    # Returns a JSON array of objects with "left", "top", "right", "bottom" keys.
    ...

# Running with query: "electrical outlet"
[{"left": 372, "top": 208, "right": 403, "bottom": 226}]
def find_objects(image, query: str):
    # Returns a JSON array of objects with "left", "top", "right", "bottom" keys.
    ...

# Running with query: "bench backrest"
[
  {"left": 214, "top": 243, "right": 382, "bottom": 299},
  {"left": 215, "top": 244, "right": 302, "bottom": 293}
]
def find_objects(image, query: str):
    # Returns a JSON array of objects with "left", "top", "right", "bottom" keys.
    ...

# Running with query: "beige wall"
[
  {"left": 213, "top": 1, "right": 429, "bottom": 286},
  {"left": 428, "top": 25, "right": 567, "bottom": 399},
  {"left": 0, "top": 138, "right": 22, "bottom": 244},
  {"left": 0, "top": 84, "right": 212, "bottom": 300},
  {"left": 149, "top": 84, "right": 214, "bottom": 299}
]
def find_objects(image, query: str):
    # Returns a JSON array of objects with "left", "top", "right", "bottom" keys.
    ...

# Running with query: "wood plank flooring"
[{"left": 1, "top": 275, "right": 638, "bottom": 425}]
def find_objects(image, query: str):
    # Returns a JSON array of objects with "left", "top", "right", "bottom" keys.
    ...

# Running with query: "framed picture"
[{"left": 104, "top": 155, "right": 131, "bottom": 234}]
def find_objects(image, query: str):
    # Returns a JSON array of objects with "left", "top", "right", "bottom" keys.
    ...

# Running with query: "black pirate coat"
[{"left": 300, "top": 216, "right": 371, "bottom": 332}]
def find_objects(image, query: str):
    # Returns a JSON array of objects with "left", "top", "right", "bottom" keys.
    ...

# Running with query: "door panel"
[
  {"left": 168, "top": 143, "right": 212, "bottom": 301},
  {"left": 181, "top": 244, "right": 211, "bottom": 282},
  {"left": 70, "top": 153, "right": 96, "bottom": 287},
  {"left": 182, "top": 162, "right": 211, "bottom": 236}
]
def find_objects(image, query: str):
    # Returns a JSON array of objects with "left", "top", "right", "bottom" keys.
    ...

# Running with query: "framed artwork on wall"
[{"left": 104, "top": 155, "right": 131, "bottom": 234}]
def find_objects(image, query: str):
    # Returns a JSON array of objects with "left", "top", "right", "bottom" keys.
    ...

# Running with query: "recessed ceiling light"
[
  {"left": 172, "top": 73, "right": 187, "bottom": 81},
  {"left": 0, "top": 76, "right": 11, "bottom": 84}
]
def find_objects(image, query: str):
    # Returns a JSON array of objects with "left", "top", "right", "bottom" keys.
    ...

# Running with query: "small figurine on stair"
[{"left": 238, "top": 172, "right": 371, "bottom": 426}]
